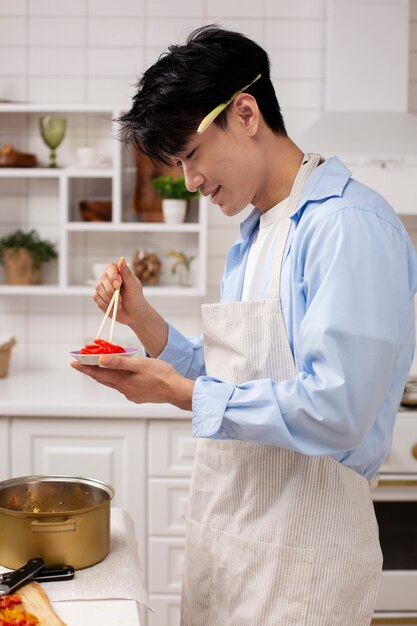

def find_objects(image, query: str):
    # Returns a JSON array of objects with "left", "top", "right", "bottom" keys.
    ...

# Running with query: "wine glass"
[{"left": 39, "top": 116, "right": 66, "bottom": 168}]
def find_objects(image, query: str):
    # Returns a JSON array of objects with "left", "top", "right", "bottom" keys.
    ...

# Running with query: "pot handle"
[{"left": 31, "top": 518, "right": 78, "bottom": 534}]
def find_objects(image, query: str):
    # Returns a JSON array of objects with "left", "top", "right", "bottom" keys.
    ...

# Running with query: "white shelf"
[
  {"left": 0, "top": 103, "right": 122, "bottom": 113},
  {"left": 0, "top": 285, "right": 203, "bottom": 297},
  {"left": 0, "top": 167, "right": 61, "bottom": 178},
  {"left": 0, "top": 285, "right": 63, "bottom": 295},
  {"left": 0, "top": 167, "right": 114, "bottom": 178},
  {"left": 65, "top": 167, "right": 114, "bottom": 178},
  {"left": 66, "top": 222, "right": 201, "bottom": 233},
  {"left": 0, "top": 105, "right": 207, "bottom": 298}
]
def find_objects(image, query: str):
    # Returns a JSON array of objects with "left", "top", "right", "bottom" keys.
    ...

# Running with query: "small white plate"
[{"left": 70, "top": 348, "right": 140, "bottom": 365}]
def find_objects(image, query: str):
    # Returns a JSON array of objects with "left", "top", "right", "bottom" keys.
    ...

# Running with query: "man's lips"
[{"left": 203, "top": 185, "right": 221, "bottom": 201}]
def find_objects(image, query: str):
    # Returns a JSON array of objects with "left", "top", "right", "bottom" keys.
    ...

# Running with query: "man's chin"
[{"left": 220, "top": 203, "right": 248, "bottom": 217}]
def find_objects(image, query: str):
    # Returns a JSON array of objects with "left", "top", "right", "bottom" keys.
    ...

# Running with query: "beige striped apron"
[{"left": 181, "top": 154, "right": 383, "bottom": 626}]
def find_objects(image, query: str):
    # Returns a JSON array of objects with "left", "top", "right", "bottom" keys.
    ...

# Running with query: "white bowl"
[
  {"left": 70, "top": 347, "right": 140, "bottom": 366},
  {"left": 92, "top": 262, "right": 107, "bottom": 281}
]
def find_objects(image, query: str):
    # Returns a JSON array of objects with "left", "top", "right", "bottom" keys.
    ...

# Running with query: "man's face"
[{"left": 175, "top": 114, "right": 262, "bottom": 216}]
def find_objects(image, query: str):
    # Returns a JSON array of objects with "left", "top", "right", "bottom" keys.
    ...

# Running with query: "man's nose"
[{"left": 183, "top": 168, "right": 204, "bottom": 193}]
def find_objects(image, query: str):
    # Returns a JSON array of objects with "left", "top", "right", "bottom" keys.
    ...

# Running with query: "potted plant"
[
  {"left": 0, "top": 228, "right": 58, "bottom": 285},
  {"left": 151, "top": 175, "right": 198, "bottom": 224}
]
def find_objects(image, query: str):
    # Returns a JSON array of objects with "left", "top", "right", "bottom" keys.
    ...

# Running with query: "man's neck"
[{"left": 254, "top": 135, "right": 304, "bottom": 213}]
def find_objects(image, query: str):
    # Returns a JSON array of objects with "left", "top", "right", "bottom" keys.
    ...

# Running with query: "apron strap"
[{"left": 267, "top": 153, "right": 322, "bottom": 300}]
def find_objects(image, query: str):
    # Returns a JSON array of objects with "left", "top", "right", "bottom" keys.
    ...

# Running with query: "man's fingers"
[
  {"left": 98, "top": 354, "right": 147, "bottom": 369},
  {"left": 69, "top": 361, "right": 124, "bottom": 389}
]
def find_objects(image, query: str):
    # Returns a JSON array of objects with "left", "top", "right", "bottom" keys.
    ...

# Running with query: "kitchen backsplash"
[{"left": 1, "top": 0, "right": 417, "bottom": 373}]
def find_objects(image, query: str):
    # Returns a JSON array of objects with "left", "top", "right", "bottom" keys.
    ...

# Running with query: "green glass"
[{"left": 39, "top": 116, "right": 67, "bottom": 168}]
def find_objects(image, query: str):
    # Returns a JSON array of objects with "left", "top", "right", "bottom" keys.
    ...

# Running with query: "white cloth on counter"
[{"left": 0, "top": 507, "right": 151, "bottom": 609}]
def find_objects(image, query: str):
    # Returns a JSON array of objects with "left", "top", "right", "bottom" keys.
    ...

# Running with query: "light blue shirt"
[{"left": 160, "top": 157, "right": 417, "bottom": 480}]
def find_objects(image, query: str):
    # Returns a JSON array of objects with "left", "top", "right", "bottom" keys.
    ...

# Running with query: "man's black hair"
[{"left": 118, "top": 25, "right": 286, "bottom": 165}]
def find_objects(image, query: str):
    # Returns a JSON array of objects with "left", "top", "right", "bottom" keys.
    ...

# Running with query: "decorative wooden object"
[{"left": 131, "top": 148, "right": 182, "bottom": 222}]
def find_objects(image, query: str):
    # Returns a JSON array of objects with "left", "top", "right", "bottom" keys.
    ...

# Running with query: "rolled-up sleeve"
[{"left": 158, "top": 323, "right": 206, "bottom": 380}]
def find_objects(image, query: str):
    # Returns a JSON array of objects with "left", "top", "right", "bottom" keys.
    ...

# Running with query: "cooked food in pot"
[{"left": 0, "top": 479, "right": 110, "bottom": 514}]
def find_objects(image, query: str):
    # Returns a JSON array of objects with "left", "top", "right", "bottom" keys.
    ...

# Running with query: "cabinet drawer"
[
  {"left": 10, "top": 417, "right": 146, "bottom": 555},
  {"left": 148, "top": 421, "right": 196, "bottom": 477},
  {"left": 380, "top": 414, "right": 417, "bottom": 473},
  {"left": 148, "top": 594, "right": 181, "bottom": 626},
  {"left": 148, "top": 537, "right": 185, "bottom": 594},
  {"left": 148, "top": 478, "right": 190, "bottom": 536}
]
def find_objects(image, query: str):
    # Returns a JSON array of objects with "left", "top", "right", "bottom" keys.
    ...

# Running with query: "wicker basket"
[
  {"left": 3, "top": 248, "right": 41, "bottom": 285},
  {"left": 0, "top": 338, "right": 16, "bottom": 378}
]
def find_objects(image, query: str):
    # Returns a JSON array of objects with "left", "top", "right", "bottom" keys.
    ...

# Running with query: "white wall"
[{"left": 1, "top": 0, "right": 417, "bottom": 372}]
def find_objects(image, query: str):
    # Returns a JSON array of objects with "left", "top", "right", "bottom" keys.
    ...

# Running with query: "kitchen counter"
[
  {"left": 0, "top": 369, "right": 191, "bottom": 418},
  {"left": 0, "top": 508, "right": 148, "bottom": 626},
  {"left": 52, "top": 599, "right": 141, "bottom": 625}
]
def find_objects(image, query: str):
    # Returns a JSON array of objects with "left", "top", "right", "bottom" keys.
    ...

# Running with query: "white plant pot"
[{"left": 162, "top": 199, "right": 187, "bottom": 224}]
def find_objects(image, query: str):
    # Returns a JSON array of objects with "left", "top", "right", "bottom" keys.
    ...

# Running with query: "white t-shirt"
[{"left": 241, "top": 197, "right": 289, "bottom": 301}]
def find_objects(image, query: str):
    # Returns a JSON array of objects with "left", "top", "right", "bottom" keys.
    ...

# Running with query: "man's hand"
[
  {"left": 94, "top": 256, "right": 146, "bottom": 328},
  {"left": 70, "top": 355, "right": 194, "bottom": 411},
  {"left": 93, "top": 257, "right": 168, "bottom": 357}
]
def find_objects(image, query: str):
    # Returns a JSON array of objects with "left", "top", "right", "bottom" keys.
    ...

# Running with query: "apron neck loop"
[{"left": 267, "top": 153, "right": 322, "bottom": 300}]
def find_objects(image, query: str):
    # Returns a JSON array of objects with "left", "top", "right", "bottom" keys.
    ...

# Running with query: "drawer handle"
[
  {"left": 377, "top": 479, "right": 417, "bottom": 488},
  {"left": 412, "top": 443, "right": 417, "bottom": 461},
  {"left": 372, "top": 619, "right": 417, "bottom": 624}
]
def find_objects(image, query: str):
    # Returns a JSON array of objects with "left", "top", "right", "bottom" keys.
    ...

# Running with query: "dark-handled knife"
[
  {"left": 32, "top": 564, "right": 75, "bottom": 582},
  {"left": 0, "top": 557, "right": 45, "bottom": 597}
]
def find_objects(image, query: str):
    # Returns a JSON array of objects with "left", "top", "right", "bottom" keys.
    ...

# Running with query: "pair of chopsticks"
[{"left": 95, "top": 288, "right": 120, "bottom": 344}]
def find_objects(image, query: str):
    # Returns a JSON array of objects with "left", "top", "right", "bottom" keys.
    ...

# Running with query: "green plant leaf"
[
  {"left": 151, "top": 175, "right": 199, "bottom": 200},
  {"left": 0, "top": 228, "right": 58, "bottom": 268}
]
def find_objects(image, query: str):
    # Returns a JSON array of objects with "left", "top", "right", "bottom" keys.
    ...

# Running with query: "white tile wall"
[
  {"left": 0, "top": 1, "right": 416, "bottom": 371},
  {"left": 28, "top": 0, "right": 87, "bottom": 16}
]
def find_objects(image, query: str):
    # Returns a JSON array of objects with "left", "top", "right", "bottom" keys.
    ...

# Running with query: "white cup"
[
  {"left": 92, "top": 262, "right": 107, "bottom": 281},
  {"left": 76, "top": 147, "right": 105, "bottom": 167}
]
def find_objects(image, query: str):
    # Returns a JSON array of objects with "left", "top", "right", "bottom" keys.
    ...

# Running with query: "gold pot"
[{"left": 0, "top": 475, "right": 114, "bottom": 570}]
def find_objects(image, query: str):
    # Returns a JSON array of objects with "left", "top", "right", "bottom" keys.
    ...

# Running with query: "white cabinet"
[
  {"left": 1, "top": 414, "right": 195, "bottom": 626},
  {"left": 10, "top": 416, "right": 147, "bottom": 558},
  {"left": 0, "top": 103, "right": 207, "bottom": 297},
  {"left": 147, "top": 596, "right": 181, "bottom": 626},
  {"left": 147, "top": 421, "right": 196, "bottom": 626},
  {"left": 148, "top": 479, "right": 190, "bottom": 536},
  {"left": 148, "top": 421, "right": 196, "bottom": 477}
]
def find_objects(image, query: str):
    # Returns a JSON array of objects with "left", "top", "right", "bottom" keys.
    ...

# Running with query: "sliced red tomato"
[
  {"left": 80, "top": 339, "right": 126, "bottom": 355},
  {"left": 0, "top": 594, "right": 39, "bottom": 625},
  {"left": 0, "top": 595, "right": 22, "bottom": 609}
]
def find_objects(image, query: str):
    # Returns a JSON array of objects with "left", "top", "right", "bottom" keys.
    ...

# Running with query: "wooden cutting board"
[{"left": 17, "top": 581, "right": 66, "bottom": 625}]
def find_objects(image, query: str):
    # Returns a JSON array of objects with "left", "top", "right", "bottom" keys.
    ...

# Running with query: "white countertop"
[
  {"left": 0, "top": 369, "right": 191, "bottom": 418},
  {"left": 52, "top": 599, "right": 141, "bottom": 625}
]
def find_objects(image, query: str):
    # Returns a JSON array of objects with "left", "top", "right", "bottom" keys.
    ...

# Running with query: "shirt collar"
[
  {"left": 239, "top": 206, "right": 261, "bottom": 241},
  {"left": 291, "top": 156, "right": 352, "bottom": 223},
  {"left": 237, "top": 156, "right": 352, "bottom": 239}
]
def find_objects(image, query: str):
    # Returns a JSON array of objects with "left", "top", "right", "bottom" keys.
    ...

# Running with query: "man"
[{"left": 71, "top": 26, "right": 417, "bottom": 625}]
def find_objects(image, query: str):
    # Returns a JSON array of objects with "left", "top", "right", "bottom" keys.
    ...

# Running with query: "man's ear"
[{"left": 232, "top": 93, "right": 260, "bottom": 134}]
